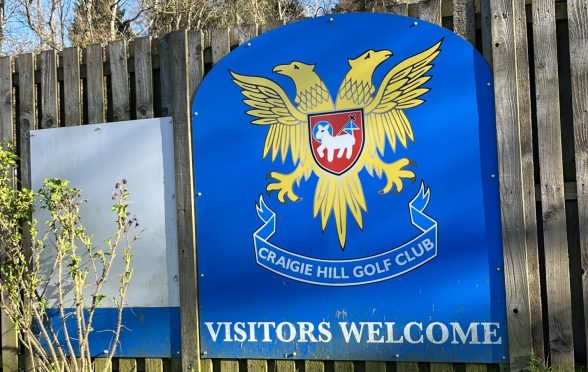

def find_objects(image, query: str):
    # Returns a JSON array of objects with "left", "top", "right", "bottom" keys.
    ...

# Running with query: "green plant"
[
  {"left": 0, "top": 143, "right": 140, "bottom": 372},
  {"left": 528, "top": 355, "right": 552, "bottom": 372}
]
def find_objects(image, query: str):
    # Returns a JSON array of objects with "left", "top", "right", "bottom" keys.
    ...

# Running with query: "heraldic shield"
[{"left": 309, "top": 109, "right": 364, "bottom": 175}]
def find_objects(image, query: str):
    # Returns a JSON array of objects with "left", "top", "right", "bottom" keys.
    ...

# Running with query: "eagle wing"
[
  {"left": 364, "top": 40, "right": 442, "bottom": 157},
  {"left": 231, "top": 71, "right": 307, "bottom": 165}
]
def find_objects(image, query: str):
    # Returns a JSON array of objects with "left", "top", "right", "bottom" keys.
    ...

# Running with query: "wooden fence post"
[
  {"left": 532, "top": 0, "right": 575, "bottom": 368},
  {"left": 0, "top": 55, "right": 19, "bottom": 372},
  {"left": 567, "top": 0, "right": 588, "bottom": 364},
  {"left": 489, "top": 0, "right": 534, "bottom": 369}
]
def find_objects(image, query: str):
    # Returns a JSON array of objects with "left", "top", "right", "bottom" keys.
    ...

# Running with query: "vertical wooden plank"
[
  {"left": 396, "top": 362, "right": 418, "bottom": 372},
  {"left": 17, "top": 53, "right": 35, "bottom": 189},
  {"left": 453, "top": 0, "right": 475, "bottom": 44},
  {"left": 333, "top": 361, "right": 353, "bottom": 372},
  {"left": 247, "top": 359, "right": 267, "bottom": 372},
  {"left": 109, "top": 40, "right": 130, "bottom": 121},
  {"left": 159, "top": 35, "right": 172, "bottom": 117},
  {"left": 489, "top": 0, "right": 533, "bottom": 369},
  {"left": 305, "top": 360, "right": 325, "bottom": 372},
  {"left": 86, "top": 44, "right": 105, "bottom": 124},
  {"left": 119, "top": 358, "right": 137, "bottom": 372},
  {"left": 16, "top": 53, "right": 35, "bottom": 372},
  {"left": 365, "top": 361, "right": 385, "bottom": 372},
  {"left": 390, "top": 4, "right": 408, "bottom": 16},
  {"left": 259, "top": 20, "right": 285, "bottom": 34},
  {"left": 211, "top": 27, "right": 230, "bottom": 65},
  {"left": 230, "top": 24, "right": 258, "bottom": 47},
  {"left": 220, "top": 360, "right": 239, "bottom": 372},
  {"left": 567, "top": 0, "right": 588, "bottom": 365},
  {"left": 0, "top": 56, "right": 12, "bottom": 140},
  {"left": 39, "top": 50, "right": 58, "bottom": 129},
  {"left": 429, "top": 363, "right": 453, "bottom": 372},
  {"left": 187, "top": 30, "right": 204, "bottom": 102},
  {"left": 532, "top": 0, "right": 574, "bottom": 368},
  {"left": 480, "top": 0, "right": 493, "bottom": 67},
  {"left": 408, "top": 4, "right": 420, "bottom": 18},
  {"left": 465, "top": 365, "right": 487, "bottom": 372},
  {"left": 94, "top": 358, "right": 112, "bottom": 372},
  {"left": 0, "top": 54, "right": 18, "bottom": 372},
  {"left": 134, "top": 36, "right": 154, "bottom": 119},
  {"left": 145, "top": 358, "right": 163, "bottom": 372},
  {"left": 63, "top": 47, "right": 82, "bottom": 126},
  {"left": 200, "top": 359, "right": 213, "bottom": 372},
  {"left": 161, "top": 30, "right": 200, "bottom": 372},
  {"left": 276, "top": 361, "right": 296, "bottom": 372},
  {"left": 419, "top": 0, "right": 442, "bottom": 25},
  {"left": 513, "top": 0, "right": 544, "bottom": 361}
]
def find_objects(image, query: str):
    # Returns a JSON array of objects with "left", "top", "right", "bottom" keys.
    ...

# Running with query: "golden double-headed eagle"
[{"left": 231, "top": 40, "right": 442, "bottom": 249}]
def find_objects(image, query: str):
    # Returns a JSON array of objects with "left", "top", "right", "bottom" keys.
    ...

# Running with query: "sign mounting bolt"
[
  {"left": 497, "top": 267, "right": 501, "bottom": 271},
  {"left": 194, "top": 112, "right": 199, "bottom": 116},
  {"left": 200, "top": 273, "right": 205, "bottom": 278},
  {"left": 412, "top": 21, "right": 418, "bottom": 26},
  {"left": 329, "top": 17, "right": 334, "bottom": 22},
  {"left": 487, "top": 82, "right": 492, "bottom": 87},
  {"left": 197, "top": 192, "right": 203, "bottom": 197},
  {"left": 247, "top": 42, "right": 252, "bottom": 47},
  {"left": 202, "top": 351, "right": 208, "bottom": 356},
  {"left": 395, "top": 354, "right": 400, "bottom": 358}
]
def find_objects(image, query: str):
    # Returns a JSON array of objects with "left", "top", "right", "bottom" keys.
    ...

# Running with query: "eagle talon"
[
  {"left": 266, "top": 170, "right": 301, "bottom": 203},
  {"left": 378, "top": 157, "right": 417, "bottom": 194}
]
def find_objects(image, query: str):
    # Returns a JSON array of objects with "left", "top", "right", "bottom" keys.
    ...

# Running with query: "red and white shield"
[{"left": 308, "top": 109, "right": 365, "bottom": 175}]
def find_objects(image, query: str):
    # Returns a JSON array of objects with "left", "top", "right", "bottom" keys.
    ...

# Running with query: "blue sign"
[{"left": 192, "top": 13, "right": 508, "bottom": 362}]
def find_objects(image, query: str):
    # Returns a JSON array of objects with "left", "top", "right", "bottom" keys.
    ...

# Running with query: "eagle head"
[
  {"left": 347, "top": 50, "right": 393, "bottom": 75},
  {"left": 273, "top": 62, "right": 316, "bottom": 80}
]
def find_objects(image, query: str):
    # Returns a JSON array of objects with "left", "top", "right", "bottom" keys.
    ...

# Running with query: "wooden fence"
[{"left": 1, "top": 0, "right": 586, "bottom": 370}]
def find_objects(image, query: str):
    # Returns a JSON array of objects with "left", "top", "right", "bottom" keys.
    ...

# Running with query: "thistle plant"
[{"left": 0, "top": 143, "right": 140, "bottom": 372}]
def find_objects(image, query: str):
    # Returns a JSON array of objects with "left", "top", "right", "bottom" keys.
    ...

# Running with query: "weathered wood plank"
[
  {"left": 0, "top": 54, "right": 18, "bottom": 372},
  {"left": 568, "top": 0, "right": 588, "bottom": 364},
  {"left": 230, "top": 24, "right": 258, "bottom": 46},
  {"left": 145, "top": 358, "right": 163, "bottom": 372},
  {"left": 247, "top": 359, "right": 267, "bottom": 372},
  {"left": 396, "top": 362, "right": 419, "bottom": 372},
  {"left": 513, "top": 0, "right": 544, "bottom": 361},
  {"left": 16, "top": 54, "right": 35, "bottom": 372},
  {"left": 108, "top": 40, "right": 130, "bottom": 121},
  {"left": 365, "top": 361, "right": 386, "bottom": 372},
  {"left": 305, "top": 360, "right": 325, "bottom": 372},
  {"left": 17, "top": 53, "right": 35, "bottom": 189},
  {"left": 133, "top": 37, "right": 154, "bottom": 119},
  {"left": 39, "top": 50, "right": 58, "bottom": 129},
  {"left": 161, "top": 30, "right": 200, "bottom": 372},
  {"left": 119, "top": 358, "right": 137, "bottom": 372},
  {"left": 390, "top": 3, "right": 408, "bottom": 16},
  {"left": 86, "top": 44, "right": 105, "bottom": 124},
  {"left": 276, "top": 360, "right": 296, "bottom": 372},
  {"left": 453, "top": 0, "right": 475, "bottom": 44},
  {"left": 418, "top": 0, "right": 442, "bottom": 25},
  {"left": 532, "top": 0, "right": 574, "bottom": 368},
  {"left": 259, "top": 20, "right": 285, "bottom": 34},
  {"left": 429, "top": 363, "right": 453, "bottom": 372},
  {"left": 465, "top": 364, "right": 487, "bottom": 372},
  {"left": 211, "top": 27, "right": 230, "bottom": 65},
  {"left": 200, "top": 359, "right": 213, "bottom": 372},
  {"left": 0, "top": 56, "right": 12, "bottom": 140},
  {"left": 220, "top": 360, "right": 239, "bottom": 372},
  {"left": 63, "top": 47, "right": 81, "bottom": 126},
  {"left": 489, "top": 0, "right": 533, "bottom": 369},
  {"left": 94, "top": 358, "right": 112, "bottom": 372},
  {"left": 187, "top": 30, "right": 204, "bottom": 102}
]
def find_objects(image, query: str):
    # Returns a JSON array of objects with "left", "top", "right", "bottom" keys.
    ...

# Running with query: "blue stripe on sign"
[{"left": 40, "top": 307, "right": 180, "bottom": 357}]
